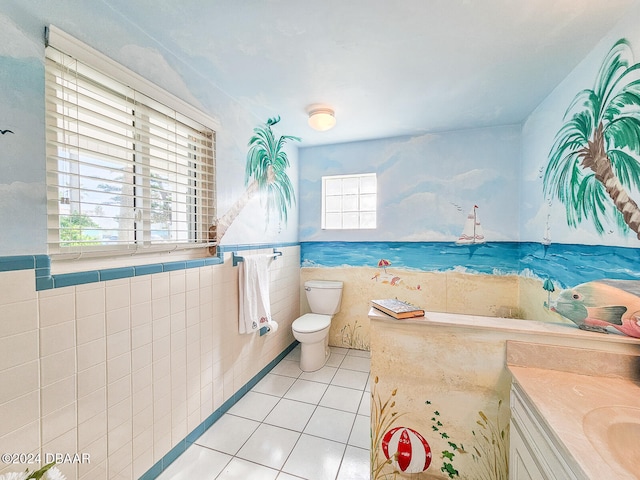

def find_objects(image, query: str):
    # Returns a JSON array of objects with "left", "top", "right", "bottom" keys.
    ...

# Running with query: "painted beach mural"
[{"left": 300, "top": 38, "right": 640, "bottom": 354}]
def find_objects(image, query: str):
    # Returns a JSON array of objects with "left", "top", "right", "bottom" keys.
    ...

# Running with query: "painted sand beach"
[{"left": 301, "top": 266, "right": 579, "bottom": 351}]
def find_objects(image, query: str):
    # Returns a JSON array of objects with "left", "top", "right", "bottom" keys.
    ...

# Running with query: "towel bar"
[{"left": 232, "top": 249, "right": 282, "bottom": 267}]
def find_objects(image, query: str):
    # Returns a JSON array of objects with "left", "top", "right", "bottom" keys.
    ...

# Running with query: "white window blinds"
[{"left": 45, "top": 26, "right": 216, "bottom": 258}]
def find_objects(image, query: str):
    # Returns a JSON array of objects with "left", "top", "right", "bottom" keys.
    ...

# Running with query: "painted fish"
[{"left": 549, "top": 280, "right": 640, "bottom": 338}]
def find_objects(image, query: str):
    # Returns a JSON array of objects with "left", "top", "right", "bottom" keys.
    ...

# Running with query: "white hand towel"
[{"left": 238, "top": 253, "right": 273, "bottom": 334}]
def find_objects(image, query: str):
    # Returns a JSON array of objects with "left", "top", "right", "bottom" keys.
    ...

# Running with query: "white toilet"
[{"left": 292, "top": 280, "right": 344, "bottom": 372}]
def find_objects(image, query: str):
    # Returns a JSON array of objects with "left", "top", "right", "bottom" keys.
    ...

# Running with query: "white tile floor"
[{"left": 157, "top": 346, "right": 371, "bottom": 480}]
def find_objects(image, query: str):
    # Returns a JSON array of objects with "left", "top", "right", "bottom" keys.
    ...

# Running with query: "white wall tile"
[
  {"left": 0, "top": 299, "right": 38, "bottom": 337},
  {"left": 0, "top": 390, "right": 39, "bottom": 436},
  {"left": 152, "top": 273, "right": 170, "bottom": 300},
  {"left": 133, "top": 385, "right": 153, "bottom": 423},
  {"left": 0, "top": 360, "right": 38, "bottom": 404},
  {"left": 40, "top": 320, "right": 75, "bottom": 357},
  {"left": 170, "top": 270, "right": 186, "bottom": 294},
  {"left": 131, "top": 344, "right": 152, "bottom": 374},
  {"left": 132, "top": 403, "right": 153, "bottom": 437},
  {"left": 76, "top": 313, "right": 105, "bottom": 346},
  {"left": 0, "top": 331, "right": 38, "bottom": 371},
  {"left": 41, "top": 402, "right": 76, "bottom": 445},
  {"left": 78, "top": 387, "right": 106, "bottom": 425},
  {"left": 41, "top": 428, "right": 78, "bottom": 480},
  {"left": 39, "top": 291, "right": 74, "bottom": 327},
  {"left": 0, "top": 270, "right": 36, "bottom": 305},
  {"left": 107, "top": 352, "right": 131, "bottom": 383},
  {"left": 152, "top": 296, "right": 170, "bottom": 320},
  {"left": 0, "top": 420, "right": 39, "bottom": 471},
  {"left": 170, "top": 292, "right": 186, "bottom": 315},
  {"left": 152, "top": 413, "right": 171, "bottom": 462},
  {"left": 109, "top": 441, "right": 133, "bottom": 480},
  {"left": 77, "top": 340, "right": 105, "bottom": 371},
  {"left": 41, "top": 375, "right": 76, "bottom": 417},
  {"left": 152, "top": 335, "right": 170, "bottom": 362},
  {"left": 40, "top": 348, "right": 76, "bottom": 387},
  {"left": 77, "top": 410, "right": 107, "bottom": 451},
  {"left": 0, "top": 246, "right": 301, "bottom": 480},
  {"left": 107, "top": 375, "right": 131, "bottom": 408},
  {"left": 130, "top": 301, "right": 151, "bottom": 328},
  {"left": 170, "top": 311, "right": 186, "bottom": 334},
  {"left": 107, "top": 329, "right": 130, "bottom": 360},
  {"left": 106, "top": 280, "right": 130, "bottom": 312},
  {"left": 77, "top": 363, "right": 106, "bottom": 399},
  {"left": 152, "top": 315, "right": 170, "bottom": 341},
  {"left": 78, "top": 435, "right": 107, "bottom": 478},
  {"left": 132, "top": 447, "right": 153, "bottom": 479},
  {"left": 131, "top": 323, "right": 152, "bottom": 350},
  {"left": 108, "top": 418, "right": 132, "bottom": 455},
  {"left": 130, "top": 276, "right": 152, "bottom": 305},
  {"left": 106, "top": 306, "right": 129, "bottom": 337},
  {"left": 76, "top": 283, "right": 105, "bottom": 318},
  {"left": 186, "top": 269, "right": 199, "bottom": 292},
  {"left": 79, "top": 460, "right": 107, "bottom": 480}
]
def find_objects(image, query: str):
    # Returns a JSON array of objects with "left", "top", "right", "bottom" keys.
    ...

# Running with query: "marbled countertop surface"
[{"left": 509, "top": 364, "right": 640, "bottom": 479}]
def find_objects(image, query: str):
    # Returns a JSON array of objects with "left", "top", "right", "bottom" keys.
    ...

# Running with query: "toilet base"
[{"left": 299, "top": 339, "right": 330, "bottom": 372}]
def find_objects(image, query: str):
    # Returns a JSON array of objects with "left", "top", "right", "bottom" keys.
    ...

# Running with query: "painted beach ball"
[{"left": 382, "top": 426, "right": 432, "bottom": 473}]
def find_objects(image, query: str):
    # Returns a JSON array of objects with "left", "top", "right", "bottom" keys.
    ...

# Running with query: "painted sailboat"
[
  {"left": 455, "top": 205, "right": 485, "bottom": 245},
  {"left": 542, "top": 214, "right": 551, "bottom": 246}
]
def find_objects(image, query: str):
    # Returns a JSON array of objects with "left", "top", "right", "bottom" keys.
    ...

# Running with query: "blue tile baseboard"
[
  {"left": 138, "top": 340, "right": 299, "bottom": 480},
  {"left": 0, "top": 242, "right": 299, "bottom": 291}
]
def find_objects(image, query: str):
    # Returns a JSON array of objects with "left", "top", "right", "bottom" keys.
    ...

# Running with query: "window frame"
[
  {"left": 321, "top": 172, "right": 377, "bottom": 230},
  {"left": 44, "top": 26, "right": 218, "bottom": 263}
]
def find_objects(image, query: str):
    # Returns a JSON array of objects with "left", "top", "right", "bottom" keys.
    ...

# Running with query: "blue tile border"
[
  {"left": 138, "top": 340, "right": 299, "bottom": 480},
  {"left": 0, "top": 243, "right": 300, "bottom": 291},
  {"left": 0, "top": 255, "right": 36, "bottom": 272}
]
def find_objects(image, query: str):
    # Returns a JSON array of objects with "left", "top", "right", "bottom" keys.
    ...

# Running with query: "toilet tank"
[{"left": 304, "top": 280, "right": 343, "bottom": 315}]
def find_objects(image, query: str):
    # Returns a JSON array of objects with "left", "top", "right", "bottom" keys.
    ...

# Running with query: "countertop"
[{"left": 509, "top": 360, "right": 640, "bottom": 479}]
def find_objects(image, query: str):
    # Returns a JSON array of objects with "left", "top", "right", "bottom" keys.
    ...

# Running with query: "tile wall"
[{"left": 0, "top": 246, "right": 301, "bottom": 480}]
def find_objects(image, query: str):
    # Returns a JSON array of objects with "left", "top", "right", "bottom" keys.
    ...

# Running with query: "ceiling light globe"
[{"left": 308, "top": 108, "right": 336, "bottom": 131}]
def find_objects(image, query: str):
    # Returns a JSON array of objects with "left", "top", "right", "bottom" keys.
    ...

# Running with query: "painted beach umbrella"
[
  {"left": 543, "top": 278, "right": 555, "bottom": 309},
  {"left": 382, "top": 426, "right": 432, "bottom": 473},
  {"left": 378, "top": 258, "right": 391, "bottom": 273}
]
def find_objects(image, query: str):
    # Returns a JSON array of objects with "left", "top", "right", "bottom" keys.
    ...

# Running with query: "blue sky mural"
[
  {"left": 299, "top": 125, "right": 521, "bottom": 243},
  {"left": 0, "top": 15, "right": 47, "bottom": 254},
  {"left": 0, "top": 6, "right": 300, "bottom": 255}
]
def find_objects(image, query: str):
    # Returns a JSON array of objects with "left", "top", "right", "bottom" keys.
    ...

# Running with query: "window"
[
  {"left": 321, "top": 173, "right": 377, "bottom": 229},
  {"left": 44, "top": 26, "right": 216, "bottom": 259}
]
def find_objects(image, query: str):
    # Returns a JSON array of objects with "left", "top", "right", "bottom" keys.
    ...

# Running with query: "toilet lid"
[{"left": 293, "top": 313, "right": 331, "bottom": 333}]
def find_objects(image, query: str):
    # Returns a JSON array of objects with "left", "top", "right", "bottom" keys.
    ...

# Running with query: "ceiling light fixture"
[{"left": 308, "top": 107, "right": 336, "bottom": 131}]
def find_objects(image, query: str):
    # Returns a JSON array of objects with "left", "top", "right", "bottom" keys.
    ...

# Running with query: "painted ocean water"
[{"left": 300, "top": 241, "right": 640, "bottom": 288}]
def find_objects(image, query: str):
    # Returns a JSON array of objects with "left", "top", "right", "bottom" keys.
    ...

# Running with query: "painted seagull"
[{"left": 0, "top": 129, "right": 14, "bottom": 134}]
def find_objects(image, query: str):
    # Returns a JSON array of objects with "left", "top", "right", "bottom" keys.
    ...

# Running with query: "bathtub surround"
[
  {"left": 368, "top": 308, "right": 640, "bottom": 479},
  {"left": 0, "top": 246, "right": 301, "bottom": 480}
]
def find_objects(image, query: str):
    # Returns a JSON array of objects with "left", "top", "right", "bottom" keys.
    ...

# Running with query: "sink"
[{"left": 583, "top": 406, "right": 640, "bottom": 477}]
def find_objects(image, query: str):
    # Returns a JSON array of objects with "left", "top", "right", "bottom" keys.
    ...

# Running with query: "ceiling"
[{"left": 101, "top": 0, "right": 638, "bottom": 147}]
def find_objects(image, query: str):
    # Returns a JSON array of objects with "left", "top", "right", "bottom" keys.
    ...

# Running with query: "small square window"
[{"left": 321, "top": 173, "right": 377, "bottom": 229}]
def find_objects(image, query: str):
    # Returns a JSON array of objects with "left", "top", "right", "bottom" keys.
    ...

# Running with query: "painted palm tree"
[
  {"left": 544, "top": 39, "right": 640, "bottom": 239},
  {"left": 216, "top": 116, "right": 300, "bottom": 240}
]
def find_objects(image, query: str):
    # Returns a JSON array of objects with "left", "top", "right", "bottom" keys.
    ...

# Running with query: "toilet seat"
[{"left": 292, "top": 313, "right": 331, "bottom": 333}]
